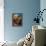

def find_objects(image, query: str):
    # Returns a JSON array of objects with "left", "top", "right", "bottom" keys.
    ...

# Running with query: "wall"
[
  {"left": 4, "top": 0, "right": 40, "bottom": 42},
  {"left": 40, "top": 0, "right": 46, "bottom": 26},
  {"left": 0, "top": 0, "right": 4, "bottom": 42}
]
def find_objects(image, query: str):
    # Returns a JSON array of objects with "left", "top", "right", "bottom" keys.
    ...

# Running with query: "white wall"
[{"left": 0, "top": 0, "right": 4, "bottom": 42}]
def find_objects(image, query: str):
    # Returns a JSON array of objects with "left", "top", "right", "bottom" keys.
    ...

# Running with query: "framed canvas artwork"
[{"left": 12, "top": 13, "right": 23, "bottom": 26}]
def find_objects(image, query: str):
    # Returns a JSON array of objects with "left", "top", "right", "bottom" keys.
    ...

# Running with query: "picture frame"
[{"left": 12, "top": 13, "right": 23, "bottom": 26}]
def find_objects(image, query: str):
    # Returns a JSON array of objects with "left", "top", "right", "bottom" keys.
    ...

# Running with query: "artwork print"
[{"left": 12, "top": 13, "right": 23, "bottom": 26}]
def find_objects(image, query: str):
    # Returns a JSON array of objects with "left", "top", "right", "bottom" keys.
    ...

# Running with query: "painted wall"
[
  {"left": 40, "top": 0, "right": 46, "bottom": 27},
  {"left": 4, "top": 0, "right": 40, "bottom": 42},
  {"left": 0, "top": 0, "right": 4, "bottom": 42}
]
